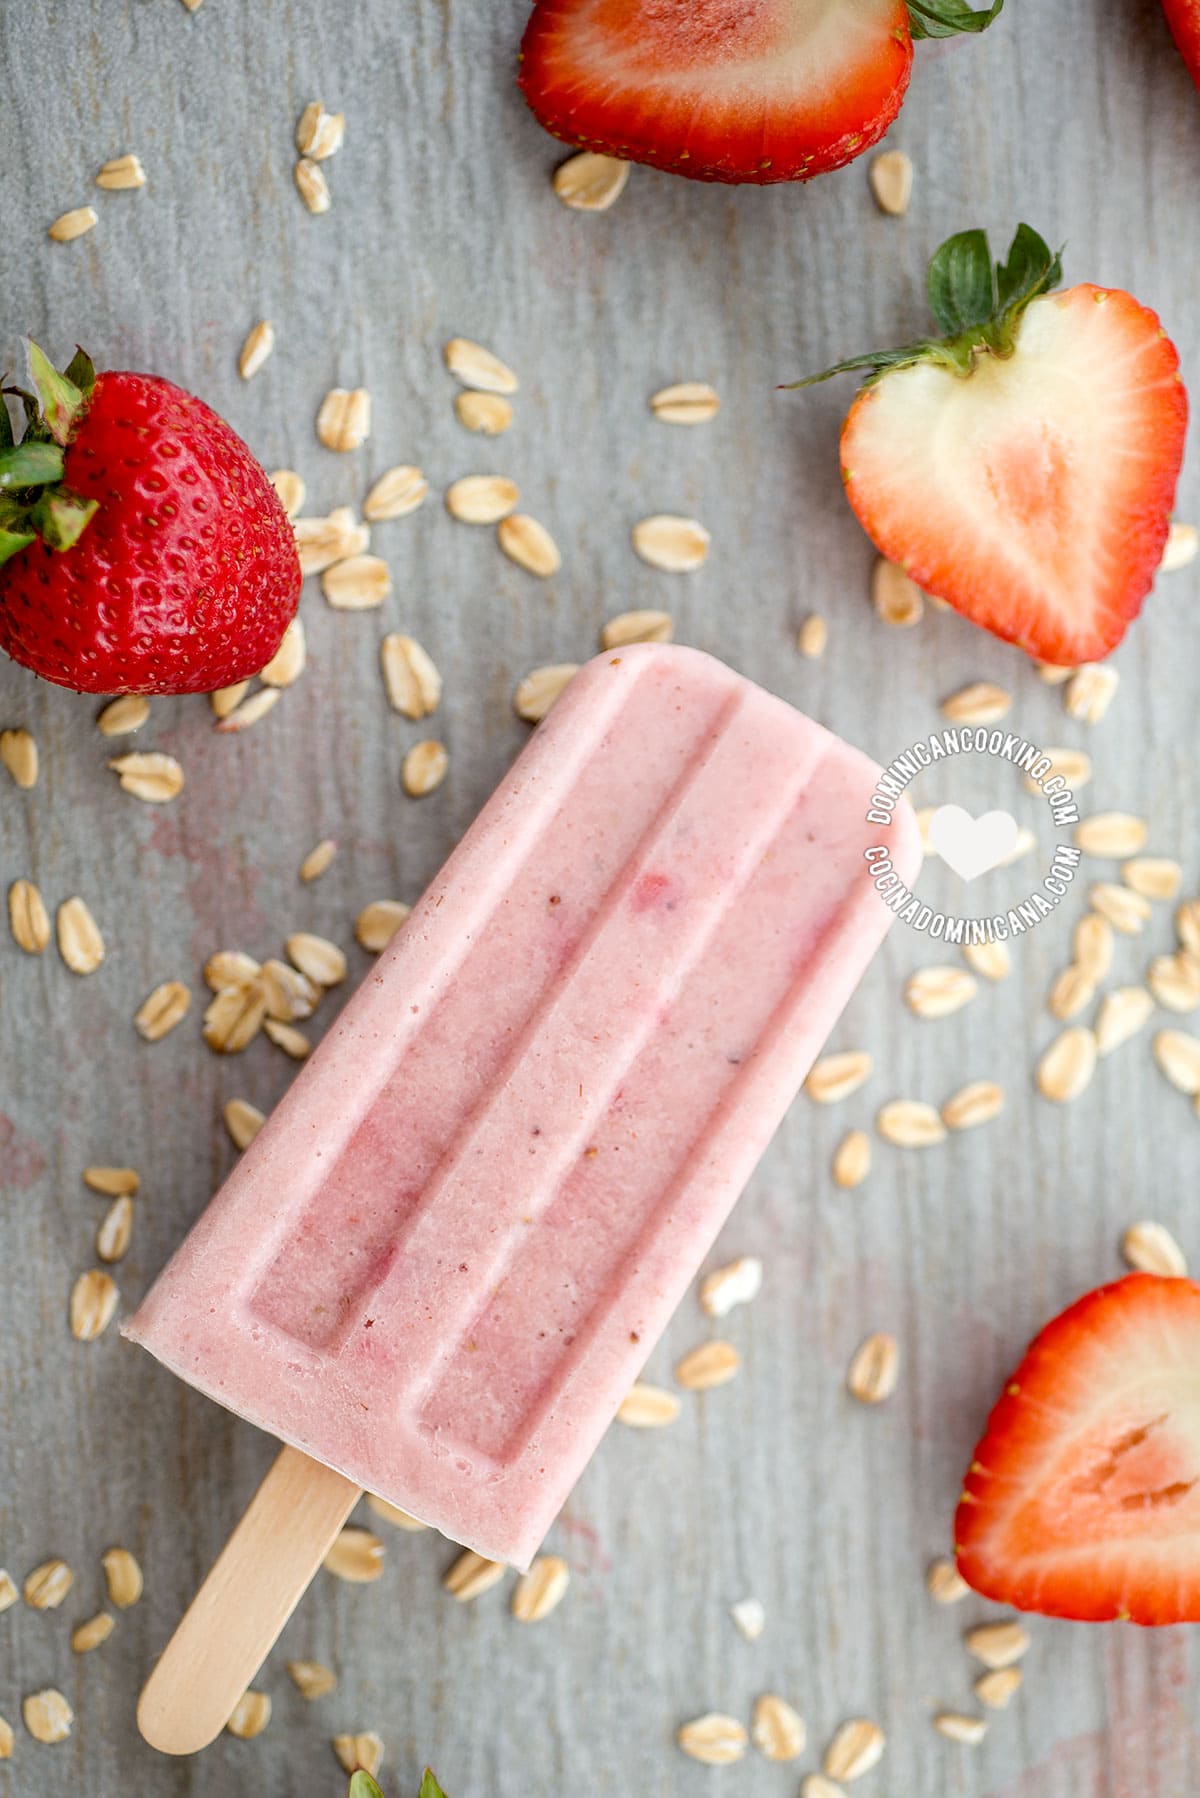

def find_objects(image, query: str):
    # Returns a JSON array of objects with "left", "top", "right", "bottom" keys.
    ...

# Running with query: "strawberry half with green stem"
[
  {"left": 789, "top": 224, "right": 1187, "bottom": 666},
  {"left": 955, "top": 1274, "right": 1200, "bottom": 1625},
  {"left": 0, "top": 340, "right": 300, "bottom": 695},
  {"left": 518, "top": 0, "right": 1004, "bottom": 186},
  {"left": 1162, "top": 0, "right": 1200, "bottom": 88}
]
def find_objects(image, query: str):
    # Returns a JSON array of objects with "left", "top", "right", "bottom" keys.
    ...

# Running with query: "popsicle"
[{"left": 127, "top": 642, "right": 919, "bottom": 1750}]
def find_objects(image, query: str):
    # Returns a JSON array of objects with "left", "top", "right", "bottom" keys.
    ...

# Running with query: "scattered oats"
[
  {"left": 730, "top": 1597, "right": 766, "bottom": 1641},
  {"left": 805, "top": 1050, "right": 873, "bottom": 1104},
  {"left": 1074, "top": 912, "right": 1114, "bottom": 980},
  {"left": 322, "top": 553, "right": 391, "bottom": 609},
  {"left": 976, "top": 1667, "right": 1022, "bottom": 1709},
  {"left": 1074, "top": 812, "right": 1148, "bottom": 858},
  {"left": 940, "top": 682, "right": 1011, "bottom": 725},
  {"left": 70, "top": 1269, "right": 118, "bottom": 1341},
  {"left": 1152, "top": 1029, "right": 1200, "bottom": 1096},
  {"left": 1179, "top": 900, "right": 1200, "bottom": 957},
  {"left": 847, "top": 1332, "right": 899, "bottom": 1404},
  {"left": 498, "top": 512, "right": 561, "bottom": 576},
  {"left": 824, "top": 1717, "right": 885, "bottom": 1781},
  {"left": 332, "top": 1732, "right": 385, "bottom": 1776},
  {"left": 454, "top": 390, "right": 513, "bottom": 435},
  {"left": 443, "top": 1550, "right": 506, "bottom": 1601},
  {"left": 96, "top": 152, "right": 146, "bottom": 190},
  {"left": 1, "top": 728, "right": 38, "bottom": 788},
  {"left": 227, "top": 1691, "right": 271, "bottom": 1739},
  {"left": 71, "top": 1612, "right": 115, "bottom": 1654},
  {"left": 294, "top": 156, "right": 331, "bottom": 213},
  {"left": 49, "top": 206, "right": 97, "bottom": 242},
  {"left": 798, "top": 613, "right": 828, "bottom": 658},
  {"left": 0, "top": 1571, "right": 16, "bottom": 1612},
  {"left": 1090, "top": 882, "right": 1151, "bottom": 935},
  {"left": 942, "top": 1080, "right": 1004, "bottom": 1130},
  {"left": 616, "top": 1381, "right": 680, "bottom": 1427},
  {"left": 237, "top": 320, "right": 275, "bottom": 381},
  {"left": 601, "top": 609, "right": 674, "bottom": 649},
  {"left": 934, "top": 1712, "right": 987, "bottom": 1746},
  {"left": 57, "top": 897, "right": 105, "bottom": 974},
  {"left": 364, "top": 464, "right": 429, "bottom": 520},
  {"left": 1123, "top": 857, "right": 1182, "bottom": 901},
  {"left": 96, "top": 1194, "right": 134, "bottom": 1263},
  {"left": 677, "top": 1714, "right": 748, "bottom": 1766},
  {"left": 445, "top": 474, "right": 520, "bottom": 524},
  {"left": 926, "top": 1558, "right": 970, "bottom": 1604},
  {"left": 1036, "top": 1027, "right": 1097, "bottom": 1102},
  {"left": 210, "top": 680, "right": 250, "bottom": 718},
  {"left": 1036, "top": 660, "right": 1073, "bottom": 685},
  {"left": 300, "top": 839, "right": 338, "bottom": 883},
  {"left": 108, "top": 750, "right": 184, "bottom": 802},
  {"left": 1065, "top": 663, "right": 1118, "bottom": 724},
  {"left": 355, "top": 900, "right": 411, "bottom": 953},
  {"left": 649, "top": 381, "right": 721, "bottom": 425},
  {"left": 675, "top": 1339, "right": 740, "bottom": 1390},
  {"left": 9, "top": 879, "right": 50, "bottom": 954},
  {"left": 134, "top": 980, "right": 192, "bottom": 1041},
  {"left": 869, "top": 148, "right": 913, "bottom": 214},
  {"left": 24, "top": 1560, "right": 73, "bottom": 1610},
  {"left": 204, "top": 949, "right": 262, "bottom": 991},
  {"left": 224, "top": 1098, "right": 266, "bottom": 1151},
  {"left": 877, "top": 1100, "right": 946, "bottom": 1147},
  {"left": 443, "top": 338, "right": 518, "bottom": 395},
  {"left": 270, "top": 469, "right": 306, "bottom": 519},
  {"left": 260, "top": 617, "right": 307, "bottom": 687},
  {"left": 264, "top": 1016, "right": 311, "bottom": 1059},
  {"left": 916, "top": 807, "right": 937, "bottom": 855},
  {"left": 1148, "top": 952, "right": 1200, "bottom": 1014},
  {"left": 202, "top": 982, "right": 268, "bottom": 1053},
  {"left": 699, "top": 1255, "right": 763, "bottom": 1318},
  {"left": 1023, "top": 746, "right": 1091, "bottom": 795},
  {"left": 1047, "top": 964, "right": 1096, "bottom": 1023},
  {"left": 802, "top": 1780, "right": 845, "bottom": 1798},
  {"left": 366, "top": 1495, "right": 429, "bottom": 1530},
  {"left": 752, "top": 1694, "right": 806, "bottom": 1762},
  {"left": 287, "top": 1659, "right": 337, "bottom": 1700},
  {"left": 872, "top": 559, "right": 923, "bottom": 626},
  {"left": 402, "top": 739, "right": 449, "bottom": 797},
  {"left": 83, "top": 1166, "right": 139, "bottom": 1196},
  {"left": 22, "top": 1689, "right": 73, "bottom": 1744},
  {"left": 381, "top": 634, "right": 442, "bottom": 718},
  {"left": 295, "top": 507, "right": 369, "bottom": 574},
  {"left": 214, "top": 687, "right": 281, "bottom": 733},
  {"left": 323, "top": 1527, "right": 384, "bottom": 1583},
  {"left": 1122, "top": 1220, "right": 1187, "bottom": 1277},
  {"left": 285, "top": 932, "right": 346, "bottom": 987},
  {"left": 295, "top": 102, "right": 345, "bottom": 160},
  {"left": 905, "top": 965, "right": 977, "bottom": 1019},
  {"left": 963, "top": 940, "right": 1010, "bottom": 981},
  {"left": 514, "top": 663, "right": 578, "bottom": 723},
  {"left": 832, "top": 1128, "right": 871, "bottom": 1190},
  {"left": 0, "top": 1716, "right": 10, "bottom": 1758},
  {"left": 1161, "top": 520, "right": 1198, "bottom": 572},
  {"left": 966, "top": 1619, "right": 1030, "bottom": 1668},
  {"left": 512, "top": 1555, "right": 570, "bottom": 1623},
  {"left": 553, "top": 149, "right": 631, "bottom": 211},
  {"left": 632, "top": 514, "right": 710, "bottom": 573},
  {"left": 316, "top": 387, "right": 371, "bottom": 453},
  {"left": 97, "top": 695, "right": 150, "bottom": 737},
  {"left": 264, "top": 961, "right": 317, "bottom": 1022},
  {"left": 1095, "top": 987, "right": 1155, "bottom": 1055}
]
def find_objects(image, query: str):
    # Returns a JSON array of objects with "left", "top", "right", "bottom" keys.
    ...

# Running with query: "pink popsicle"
[{"left": 126, "top": 644, "right": 919, "bottom": 1570}]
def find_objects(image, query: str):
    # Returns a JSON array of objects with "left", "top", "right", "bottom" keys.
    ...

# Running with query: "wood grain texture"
[{"left": 1, "top": 1, "right": 1198, "bottom": 1794}]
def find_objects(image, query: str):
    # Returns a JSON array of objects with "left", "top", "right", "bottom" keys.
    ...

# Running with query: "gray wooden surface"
[{"left": 2, "top": 1, "right": 1199, "bottom": 1794}]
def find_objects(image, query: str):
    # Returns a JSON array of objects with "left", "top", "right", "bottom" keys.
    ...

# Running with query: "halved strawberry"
[
  {"left": 518, "top": 0, "right": 1004, "bottom": 186},
  {"left": 1162, "top": 0, "right": 1200, "bottom": 88},
  {"left": 791, "top": 225, "right": 1187, "bottom": 664},
  {"left": 955, "top": 1274, "right": 1200, "bottom": 1625}
]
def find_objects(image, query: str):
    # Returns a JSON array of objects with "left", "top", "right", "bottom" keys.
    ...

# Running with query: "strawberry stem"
[{"left": 0, "top": 339, "right": 99, "bottom": 563}]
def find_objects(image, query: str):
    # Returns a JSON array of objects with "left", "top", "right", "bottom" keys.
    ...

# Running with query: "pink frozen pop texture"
[{"left": 126, "top": 645, "right": 919, "bottom": 1568}]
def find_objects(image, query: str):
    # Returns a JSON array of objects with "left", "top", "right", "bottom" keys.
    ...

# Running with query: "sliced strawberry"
[
  {"left": 955, "top": 1274, "right": 1200, "bottom": 1625},
  {"left": 1162, "top": 0, "right": 1200, "bottom": 87},
  {"left": 792, "top": 225, "right": 1187, "bottom": 665}
]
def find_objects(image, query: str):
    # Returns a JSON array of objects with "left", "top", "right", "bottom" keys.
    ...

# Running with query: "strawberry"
[
  {"left": 518, "top": 0, "right": 1004, "bottom": 186},
  {"left": 1162, "top": 0, "right": 1200, "bottom": 86},
  {"left": 791, "top": 225, "right": 1187, "bottom": 665},
  {"left": 955, "top": 1274, "right": 1200, "bottom": 1625},
  {"left": 0, "top": 341, "right": 300, "bottom": 695}
]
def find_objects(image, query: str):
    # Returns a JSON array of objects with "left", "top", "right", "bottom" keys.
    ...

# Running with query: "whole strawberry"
[{"left": 0, "top": 342, "right": 300, "bottom": 695}]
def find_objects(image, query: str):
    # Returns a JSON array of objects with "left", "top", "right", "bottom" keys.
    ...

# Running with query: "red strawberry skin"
[
  {"left": 956, "top": 1275, "right": 1200, "bottom": 1625},
  {"left": 518, "top": 0, "right": 913, "bottom": 185},
  {"left": 1163, "top": 0, "right": 1200, "bottom": 86},
  {"left": 0, "top": 371, "right": 300, "bottom": 695}
]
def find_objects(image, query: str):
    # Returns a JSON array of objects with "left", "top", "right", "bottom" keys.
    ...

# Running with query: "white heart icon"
[{"left": 928, "top": 804, "right": 1020, "bottom": 882}]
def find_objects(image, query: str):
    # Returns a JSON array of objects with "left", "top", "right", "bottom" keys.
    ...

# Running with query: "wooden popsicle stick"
[{"left": 138, "top": 1445, "right": 361, "bottom": 1754}]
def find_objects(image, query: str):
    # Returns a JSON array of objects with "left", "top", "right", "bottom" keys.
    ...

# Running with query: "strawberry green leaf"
[
  {"left": 0, "top": 440, "right": 64, "bottom": 489},
  {"left": 24, "top": 339, "right": 86, "bottom": 447},
  {"left": 995, "top": 223, "right": 1062, "bottom": 315},
  {"left": 30, "top": 489, "right": 98, "bottom": 550},
  {"left": 0, "top": 392, "right": 13, "bottom": 452},
  {"left": 908, "top": 0, "right": 1004, "bottom": 37},
  {"left": 419, "top": 1773, "right": 448, "bottom": 1798},
  {"left": 927, "top": 229, "right": 995, "bottom": 336},
  {"left": 0, "top": 527, "right": 36, "bottom": 566},
  {"left": 62, "top": 346, "right": 97, "bottom": 399},
  {"left": 348, "top": 1774, "right": 385, "bottom": 1798}
]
